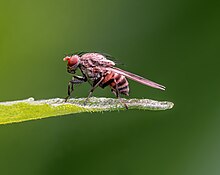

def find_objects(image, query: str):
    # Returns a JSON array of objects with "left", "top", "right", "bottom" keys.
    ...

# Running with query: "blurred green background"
[{"left": 0, "top": 0, "right": 219, "bottom": 174}]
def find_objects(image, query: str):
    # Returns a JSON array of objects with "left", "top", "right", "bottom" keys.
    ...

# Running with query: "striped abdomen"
[{"left": 100, "top": 72, "right": 129, "bottom": 96}]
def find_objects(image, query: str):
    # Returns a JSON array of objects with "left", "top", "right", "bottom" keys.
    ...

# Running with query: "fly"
[{"left": 63, "top": 52, "right": 165, "bottom": 109}]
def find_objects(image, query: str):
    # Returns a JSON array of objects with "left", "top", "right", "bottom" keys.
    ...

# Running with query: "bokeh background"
[{"left": 0, "top": 0, "right": 219, "bottom": 174}]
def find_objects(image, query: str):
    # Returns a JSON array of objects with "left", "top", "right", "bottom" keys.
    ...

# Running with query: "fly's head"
[{"left": 63, "top": 55, "right": 80, "bottom": 74}]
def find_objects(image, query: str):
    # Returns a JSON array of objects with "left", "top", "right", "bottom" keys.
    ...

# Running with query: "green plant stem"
[{"left": 0, "top": 97, "right": 174, "bottom": 125}]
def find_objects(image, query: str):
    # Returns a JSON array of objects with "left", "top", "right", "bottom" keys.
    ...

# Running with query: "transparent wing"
[{"left": 107, "top": 67, "right": 165, "bottom": 90}]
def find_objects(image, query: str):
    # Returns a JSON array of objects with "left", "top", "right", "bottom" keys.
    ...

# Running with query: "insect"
[{"left": 63, "top": 52, "right": 165, "bottom": 109}]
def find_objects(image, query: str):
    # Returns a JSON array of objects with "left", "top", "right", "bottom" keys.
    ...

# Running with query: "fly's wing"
[
  {"left": 80, "top": 53, "right": 115, "bottom": 68},
  {"left": 107, "top": 67, "right": 165, "bottom": 90}
]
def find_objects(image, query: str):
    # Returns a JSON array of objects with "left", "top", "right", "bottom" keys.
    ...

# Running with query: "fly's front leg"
[
  {"left": 65, "top": 79, "right": 83, "bottom": 101},
  {"left": 65, "top": 75, "right": 87, "bottom": 102}
]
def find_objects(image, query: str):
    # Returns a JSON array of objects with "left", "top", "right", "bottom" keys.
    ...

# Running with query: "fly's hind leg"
[{"left": 113, "top": 80, "right": 128, "bottom": 110}]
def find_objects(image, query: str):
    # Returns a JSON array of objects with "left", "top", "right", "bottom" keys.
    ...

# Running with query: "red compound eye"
[{"left": 63, "top": 56, "right": 79, "bottom": 66}]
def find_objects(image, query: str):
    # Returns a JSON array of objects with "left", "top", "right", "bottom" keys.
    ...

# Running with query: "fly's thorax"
[
  {"left": 80, "top": 66, "right": 107, "bottom": 82},
  {"left": 80, "top": 53, "right": 115, "bottom": 67}
]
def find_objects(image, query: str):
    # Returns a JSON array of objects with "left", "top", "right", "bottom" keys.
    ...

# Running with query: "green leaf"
[{"left": 0, "top": 97, "right": 174, "bottom": 125}]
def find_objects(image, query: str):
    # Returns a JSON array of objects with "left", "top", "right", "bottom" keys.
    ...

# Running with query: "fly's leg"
[
  {"left": 84, "top": 77, "right": 104, "bottom": 105},
  {"left": 65, "top": 75, "right": 87, "bottom": 102},
  {"left": 114, "top": 79, "right": 128, "bottom": 110},
  {"left": 65, "top": 79, "right": 84, "bottom": 101}
]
